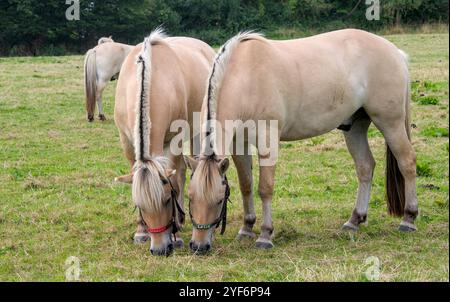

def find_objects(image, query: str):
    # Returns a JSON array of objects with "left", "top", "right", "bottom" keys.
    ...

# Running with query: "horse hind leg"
[
  {"left": 342, "top": 116, "right": 375, "bottom": 231},
  {"left": 96, "top": 80, "right": 107, "bottom": 121},
  {"left": 379, "top": 122, "right": 418, "bottom": 231},
  {"left": 368, "top": 103, "right": 418, "bottom": 232}
]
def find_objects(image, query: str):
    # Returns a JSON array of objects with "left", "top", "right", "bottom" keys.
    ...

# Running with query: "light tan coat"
[{"left": 186, "top": 29, "right": 417, "bottom": 252}]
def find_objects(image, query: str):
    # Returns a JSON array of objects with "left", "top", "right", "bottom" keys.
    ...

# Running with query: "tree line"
[{"left": 0, "top": 0, "right": 448, "bottom": 56}]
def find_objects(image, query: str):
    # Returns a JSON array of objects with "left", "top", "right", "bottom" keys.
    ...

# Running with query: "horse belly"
[{"left": 280, "top": 91, "right": 363, "bottom": 141}]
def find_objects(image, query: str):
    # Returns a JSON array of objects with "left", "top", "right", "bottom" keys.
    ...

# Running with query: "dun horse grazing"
[
  {"left": 114, "top": 29, "right": 215, "bottom": 256},
  {"left": 84, "top": 37, "right": 133, "bottom": 122},
  {"left": 185, "top": 29, "right": 417, "bottom": 253}
]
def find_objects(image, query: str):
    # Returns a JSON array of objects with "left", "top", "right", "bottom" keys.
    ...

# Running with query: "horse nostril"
[
  {"left": 150, "top": 248, "right": 155, "bottom": 255},
  {"left": 205, "top": 243, "right": 211, "bottom": 251},
  {"left": 167, "top": 243, "right": 174, "bottom": 251}
]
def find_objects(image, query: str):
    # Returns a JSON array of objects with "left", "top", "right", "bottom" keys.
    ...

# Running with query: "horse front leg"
[
  {"left": 170, "top": 153, "right": 187, "bottom": 248},
  {"left": 134, "top": 214, "right": 150, "bottom": 244},
  {"left": 232, "top": 153, "right": 256, "bottom": 240},
  {"left": 255, "top": 154, "right": 276, "bottom": 249}
]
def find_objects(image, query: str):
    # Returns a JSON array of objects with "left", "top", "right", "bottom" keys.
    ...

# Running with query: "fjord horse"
[
  {"left": 114, "top": 29, "right": 215, "bottom": 256},
  {"left": 185, "top": 29, "right": 417, "bottom": 253},
  {"left": 84, "top": 37, "right": 133, "bottom": 121}
]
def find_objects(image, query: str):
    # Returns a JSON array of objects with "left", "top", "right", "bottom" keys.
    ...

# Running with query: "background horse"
[
  {"left": 98, "top": 36, "right": 114, "bottom": 44},
  {"left": 114, "top": 29, "right": 215, "bottom": 256},
  {"left": 186, "top": 29, "right": 417, "bottom": 253},
  {"left": 84, "top": 37, "right": 133, "bottom": 122}
]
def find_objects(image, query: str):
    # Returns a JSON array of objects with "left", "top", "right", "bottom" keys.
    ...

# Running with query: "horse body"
[
  {"left": 218, "top": 29, "right": 407, "bottom": 140},
  {"left": 84, "top": 40, "right": 134, "bottom": 121},
  {"left": 187, "top": 29, "right": 417, "bottom": 252},
  {"left": 114, "top": 30, "right": 215, "bottom": 255}
]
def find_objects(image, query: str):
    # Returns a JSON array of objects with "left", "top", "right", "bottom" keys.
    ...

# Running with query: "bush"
[{"left": 0, "top": 0, "right": 448, "bottom": 56}]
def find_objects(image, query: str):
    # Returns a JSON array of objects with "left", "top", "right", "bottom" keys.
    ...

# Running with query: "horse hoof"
[
  {"left": 133, "top": 233, "right": 150, "bottom": 244},
  {"left": 342, "top": 221, "right": 359, "bottom": 231},
  {"left": 255, "top": 238, "right": 274, "bottom": 249},
  {"left": 236, "top": 229, "right": 256, "bottom": 240},
  {"left": 99, "top": 114, "right": 106, "bottom": 121},
  {"left": 173, "top": 238, "right": 184, "bottom": 249},
  {"left": 87, "top": 116, "right": 94, "bottom": 122},
  {"left": 398, "top": 221, "right": 417, "bottom": 232}
]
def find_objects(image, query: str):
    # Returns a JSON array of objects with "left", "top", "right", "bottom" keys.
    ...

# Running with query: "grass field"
[{"left": 0, "top": 32, "right": 448, "bottom": 281}]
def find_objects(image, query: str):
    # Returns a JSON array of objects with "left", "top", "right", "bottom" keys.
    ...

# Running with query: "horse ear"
[
  {"left": 183, "top": 155, "right": 199, "bottom": 171},
  {"left": 218, "top": 158, "right": 229, "bottom": 174}
]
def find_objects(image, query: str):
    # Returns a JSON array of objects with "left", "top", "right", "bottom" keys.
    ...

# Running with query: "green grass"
[{"left": 0, "top": 33, "right": 448, "bottom": 281}]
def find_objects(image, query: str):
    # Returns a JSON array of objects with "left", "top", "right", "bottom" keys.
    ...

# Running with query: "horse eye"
[
  {"left": 161, "top": 178, "right": 168, "bottom": 185},
  {"left": 217, "top": 199, "right": 223, "bottom": 205}
]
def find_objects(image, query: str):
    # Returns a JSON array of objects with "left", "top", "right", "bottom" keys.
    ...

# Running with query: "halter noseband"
[
  {"left": 138, "top": 178, "right": 185, "bottom": 237},
  {"left": 189, "top": 175, "right": 230, "bottom": 235}
]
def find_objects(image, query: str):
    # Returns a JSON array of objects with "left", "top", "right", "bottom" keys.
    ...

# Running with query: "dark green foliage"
[{"left": 0, "top": 0, "right": 448, "bottom": 55}]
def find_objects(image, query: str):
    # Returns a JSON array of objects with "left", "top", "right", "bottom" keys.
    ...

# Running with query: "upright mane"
[
  {"left": 195, "top": 31, "right": 265, "bottom": 204},
  {"left": 202, "top": 31, "right": 265, "bottom": 156},
  {"left": 132, "top": 28, "right": 170, "bottom": 213}
]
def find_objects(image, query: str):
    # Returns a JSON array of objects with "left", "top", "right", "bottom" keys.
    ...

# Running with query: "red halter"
[
  {"left": 137, "top": 178, "right": 185, "bottom": 236},
  {"left": 147, "top": 220, "right": 173, "bottom": 234}
]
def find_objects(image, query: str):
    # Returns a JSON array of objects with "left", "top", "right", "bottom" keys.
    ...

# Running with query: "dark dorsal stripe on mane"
[
  {"left": 138, "top": 55, "right": 146, "bottom": 161},
  {"left": 134, "top": 28, "right": 167, "bottom": 162},
  {"left": 206, "top": 44, "right": 227, "bottom": 125}
]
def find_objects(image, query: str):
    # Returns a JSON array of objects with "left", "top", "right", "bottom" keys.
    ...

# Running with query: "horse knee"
[
  {"left": 398, "top": 152, "right": 416, "bottom": 178},
  {"left": 258, "top": 187, "right": 273, "bottom": 201},
  {"left": 239, "top": 181, "right": 253, "bottom": 197},
  {"left": 356, "top": 159, "right": 375, "bottom": 182}
]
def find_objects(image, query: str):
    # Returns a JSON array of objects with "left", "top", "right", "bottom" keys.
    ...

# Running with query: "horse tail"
[
  {"left": 386, "top": 49, "right": 411, "bottom": 217},
  {"left": 84, "top": 49, "right": 97, "bottom": 122},
  {"left": 132, "top": 28, "right": 168, "bottom": 212},
  {"left": 202, "top": 31, "right": 265, "bottom": 156}
]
